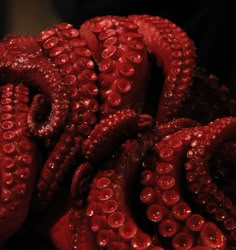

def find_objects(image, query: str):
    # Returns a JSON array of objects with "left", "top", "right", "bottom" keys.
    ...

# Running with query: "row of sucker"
[
  {"left": 0, "top": 14, "right": 235, "bottom": 250},
  {"left": 82, "top": 109, "right": 153, "bottom": 162},
  {"left": 129, "top": 15, "right": 196, "bottom": 123},
  {"left": 185, "top": 117, "right": 236, "bottom": 246},
  {"left": 140, "top": 125, "right": 226, "bottom": 249},
  {"left": 154, "top": 117, "right": 201, "bottom": 139},
  {"left": 2, "top": 34, "right": 42, "bottom": 56},
  {"left": 0, "top": 47, "right": 70, "bottom": 139},
  {"left": 0, "top": 83, "right": 41, "bottom": 242},
  {"left": 79, "top": 15, "right": 151, "bottom": 117},
  {"left": 85, "top": 132, "right": 163, "bottom": 249},
  {"left": 33, "top": 23, "right": 99, "bottom": 210}
]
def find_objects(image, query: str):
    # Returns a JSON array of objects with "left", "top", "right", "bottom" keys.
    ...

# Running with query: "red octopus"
[{"left": 0, "top": 14, "right": 236, "bottom": 250}]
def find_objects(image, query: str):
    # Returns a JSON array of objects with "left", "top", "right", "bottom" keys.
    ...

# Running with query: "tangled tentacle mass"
[{"left": 0, "top": 14, "right": 236, "bottom": 250}]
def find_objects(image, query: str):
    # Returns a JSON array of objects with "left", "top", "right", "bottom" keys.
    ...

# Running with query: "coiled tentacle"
[
  {"left": 0, "top": 83, "right": 41, "bottom": 242},
  {"left": 129, "top": 14, "right": 196, "bottom": 123},
  {"left": 140, "top": 126, "right": 226, "bottom": 249},
  {"left": 185, "top": 117, "right": 236, "bottom": 246},
  {"left": 86, "top": 132, "right": 163, "bottom": 249},
  {"left": 50, "top": 162, "right": 100, "bottom": 250},
  {"left": 83, "top": 109, "right": 153, "bottom": 162},
  {"left": 32, "top": 23, "right": 99, "bottom": 210},
  {"left": 0, "top": 48, "right": 70, "bottom": 138}
]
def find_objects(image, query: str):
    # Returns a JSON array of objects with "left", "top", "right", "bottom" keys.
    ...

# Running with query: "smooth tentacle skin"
[
  {"left": 80, "top": 15, "right": 151, "bottom": 117},
  {"left": 0, "top": 83, "right": 41, "bottom": 242},
  {"left": 83, "top": 109, "right": 153, "bottom": 162},
  {"left": 185, "top": 117, "right": 236, "bottom": 246},
  {"left": 86, "top": 132, "right": 163, "bottom": 249},
  {"left": 50, "top": 162, "right": 100, "bottom": 250},
  {"left": 33, "top": 23, "right": 99, "bottom": 211},
  {"left": 129, "top": 15, "right": 196, "bottom": 123},
  {"left": 0, "top": 50, "right": 70, "bottom": 138},
  {"left": 51, "top": 208, "right": 100, "bottom": 250}
]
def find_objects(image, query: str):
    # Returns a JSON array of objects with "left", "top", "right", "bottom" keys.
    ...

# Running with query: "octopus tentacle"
[
  {"left": 140, "top": 126, "right": 227, "bottom": 249},
  {"left": 33, "top": 23, "right": 99, "bottom": 210},
  {"left": 36, "top": 22, "right": 99, "bottom": 136},
  {"left": 2, "top": 34, "right": 42, "bottom": 55},
  {"left": 70, "top": 162, "right": 95, "bottom": 201},
  {"left": 0, "top": 14, "right": 235, "bottom": 250},
  {"left": 82, "top": 109, "right": 153, "bottom": 162},
  {"left": 154, "top": 117, "right": 201, "bottom": 139},
  {"left": 52, "top": 208, "right": 101, "bottom": 250},
  {"left": 0, "top": 83, "right": 41, "bottom": 242},
  {"left": 50, "top": 162, "right": 100, "bottom": 250},
  {"left": 86, "top": 132, "right": 163, "bottom": 249},
  {"left": 0, "top": 52, "right": 70, "bottom": 138},
  {"left": 70, "top": 162, "right": 100, "bottom": 250},
  {"left": 129, "top": 15, "right": 196, "bottom": 123},
  {"left": 80, "top": 15, "right": 151, "bottom": 117},
  {"left": 185, "top": 117, "right": 236, "bottom": 246},
  {"left": 28, "top": 93, "right": 51, "bottom": 126}
]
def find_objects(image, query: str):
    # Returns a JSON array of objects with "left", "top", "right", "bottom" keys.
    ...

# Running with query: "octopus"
[{"left": 0, "top": 14, "right": 236, "bottom": 250}]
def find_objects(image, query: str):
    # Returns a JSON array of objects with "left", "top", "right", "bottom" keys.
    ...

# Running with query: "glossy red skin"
[
  {"left": 141, "top": 125, "right": 226, "bottom": 249},
  {"left": 32, "top": 23, "right": 100, "bottom": 211},
  {"left": 82, "top": 109, "right": 153, "bottom": 162},
  {"left": 80, "top": 15, "right": 151, "bottom": 117},
  {"left": 129, "top": 14, "right": 196, "bottom": 123},
  {"left": 0, "top": 84, "right": 41, "bottom": 243},
  {"left": 0, "top": 14, "right": 236, "bottom": 250},
  {"left": 0, "top": 40, "right": 70, "bottom": 139}
]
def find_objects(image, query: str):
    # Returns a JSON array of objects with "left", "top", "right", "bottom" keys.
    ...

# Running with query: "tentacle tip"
[{"left": 138, "top": 113, "right": 154, "bottom": 129}]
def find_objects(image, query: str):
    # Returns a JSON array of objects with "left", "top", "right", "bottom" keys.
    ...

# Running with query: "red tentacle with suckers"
[{"left": 0, "top": 14, "right": 235, "bottom": 250}]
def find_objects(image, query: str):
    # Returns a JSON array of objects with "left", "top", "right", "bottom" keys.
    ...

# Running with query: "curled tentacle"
[
  {"left": 70, "top": 162, "right": 95, "bottom": 201},
  {"left": 0, "top": 51, "right": 70, "bottom": 138},
  {"left": 140, "top": 126, "right": 227, "bottom": 249},
  {"left": 185, "top": 117, "right": 236, "bottom": 246},
  {"left": 28, "top": 93, "right": 51, "bottom": 127},
  {"left": 2, "top": 34, "right": 42, "bottom": 55},
  {"left": 32, "top": 23, "right": 100, "bottom": 211},
  {"left": 154, "top": 117, "right": 201, "bottom": 139},
  {"left": 86, "top": 132, "right": 164, "bottom": 249},
  {"left": 0, "top": 14, "right": 235, "bottom": 250},
  {"left": 50, "top": 162, "right": 100, "bottom": 250},
  {"left": 51, "top": 208, "right": 100, "bottom": 250},
  {"left": 0, "top": 83, "right": 42, "bottom": 242},
  {"left": 82, "top": 109, "right": 154, "bottom": 162},
  {"left": 129, "top": 14, "right": 196, "bottom": 123},
  {"left": 80, "top": 15, "right": 151, "bottom": 117}
]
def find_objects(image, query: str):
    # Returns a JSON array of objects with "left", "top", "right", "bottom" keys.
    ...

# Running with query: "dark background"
[
  {"left": 0, "top": 0, "right": 6, "bottom": 39},
  {"left": 1, "top": 0, "right": 235, "bottom": 95}
]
